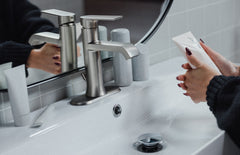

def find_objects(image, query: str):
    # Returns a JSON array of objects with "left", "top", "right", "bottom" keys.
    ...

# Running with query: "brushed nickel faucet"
[
  {"left": 29, "top": 9, "right": 78, "bottom": 73},
  {"left": 70, "top": 15, "right": 139, "bottom": 106}
]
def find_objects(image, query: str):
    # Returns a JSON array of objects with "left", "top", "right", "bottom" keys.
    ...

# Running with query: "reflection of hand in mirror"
[
  {"left": 27, "top": 43, "right": 61, "bottom": 75},
  {"left": 77, "top": 45, "right": 81, "bottom": 57},
  {"left": 27, "top": 44, "right": 81, "bottom": 75}
]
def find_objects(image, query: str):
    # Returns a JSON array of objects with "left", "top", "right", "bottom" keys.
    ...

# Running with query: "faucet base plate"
[{"left": 69, "top": 86, "right": 121, "bottom": 106}]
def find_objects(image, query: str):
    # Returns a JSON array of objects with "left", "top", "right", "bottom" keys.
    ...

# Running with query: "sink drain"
[
  {"left": 113, "top": 104, "right": 122, "bottom": 118},
  {"left": 134, "top": 133, "right": 166, "bottom": 153}
]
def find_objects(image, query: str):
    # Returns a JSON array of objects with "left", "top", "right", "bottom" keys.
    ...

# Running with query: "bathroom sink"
[
  {"left": 193, "top": 132, "right": 240, "bottom": 155},
  {"left": 0, "top": 57, "right": 238, "bottom": 155}
]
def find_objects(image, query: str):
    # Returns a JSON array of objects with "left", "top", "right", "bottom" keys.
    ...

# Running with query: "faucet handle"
[
  {"left": 42, "top": 9, "right": 75, "bottom": 25},
  {"left": 80, "top": 15, "right": 123, "bottom": 28}
]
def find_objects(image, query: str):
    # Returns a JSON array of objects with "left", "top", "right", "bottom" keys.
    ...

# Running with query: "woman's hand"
[
  {"left": 177, "top": 48, "right": 220, "bottom": 103},
  {"left": 200, "top": 41, "right": 240, "bottom": 76},
  {"left": 27, "top": 43, "right": 61, "bottom": 74}
]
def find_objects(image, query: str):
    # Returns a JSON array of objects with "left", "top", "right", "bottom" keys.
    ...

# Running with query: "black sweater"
[
  {"left": 0, "top": 0, "right": 57, "bottom": 67},
  {"left": 207, "top": 76, "right": 240, "bottom": 148}
]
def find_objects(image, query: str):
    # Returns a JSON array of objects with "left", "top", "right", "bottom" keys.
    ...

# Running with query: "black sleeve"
[
  {"left": 207, "top": 75, "right": 240, "bottom": 147},
  {"left": 12, "top": 0, "right": 58, "bottom": 44},
  {"left": 0, "top": 41, "right": 33, "bottom": 67},
  {"left": 0, "top": 0, "right": 58, "bottom": 67}
]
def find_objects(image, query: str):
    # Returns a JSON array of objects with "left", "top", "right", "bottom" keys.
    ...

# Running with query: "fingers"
[
  {"left": 190, "top": 95, "right": 201, "bottom": 104},
  {"left": 52, "top": 67, "right": 61, "bottom": 75},
  {"left": 45, "top": 43, "right": 60, "bottom": 48},
  {"left": 43, "top": 43, "right": 61, "bottom": 53},
  {"left": 50, "top": 62, "right": 61, "bottom": 74},
  {"left": 178, "top": 83, "right": 188, "bottom": 90},
  {"left": 183, "top": 90, "right": 201, "bottom": 103},
  {"left": 52, "top": 55, "right": 60, "bottom": 60},
  {"left": 183, "top": 92, "right": 190, "bottom": 96},
  {"left": 55, "top": 66, "right": 61, "bottom": 74},
  {"left": 77, "top": 45, "right": 81, "bottom": 57},
  {"left": 182, "top": 63, "right": 192, "bottom": 70},
  {"left": 56, "top": 47, "right": 61, "bottom": 52},
  {"left": 199, "top": 40, "right": 224, "bottom": 63},
  {"left": 199, "top": 41, "right": 216, "bottom": 56},
  {"left": 54, "top": 62, "right": 61, "bottom": 66},
  {"left": 176, "top": 74, "right": 186, "bottom": 81},
  {"left": 52, "top": 54, "right": 61, "bottom": 66},
  {"left": 185, "top": 48, "right": 202, "bottom": 68}
]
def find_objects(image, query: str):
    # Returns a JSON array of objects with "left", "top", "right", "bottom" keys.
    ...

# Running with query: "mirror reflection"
[{"left": 0, "top": 0, "right": 170, "bottom": 90}]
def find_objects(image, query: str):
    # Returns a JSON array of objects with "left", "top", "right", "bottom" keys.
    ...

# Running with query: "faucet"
[
  {"left": 70, "top": 15, "right": 139, "bottom": 106},
  {"left": 29, "top": 9, "right": 78, "bottom": 73}
]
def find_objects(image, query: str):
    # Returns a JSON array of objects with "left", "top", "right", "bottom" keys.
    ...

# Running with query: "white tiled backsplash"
[
  {"left": 1, "top": 0, "right": 240, "bottom": 125},
  {"left": 147, "top": 0, "right": 240, "bottom": 64},
  {"left": 0, "top": 62, "right": 113, "bottom": 125}
]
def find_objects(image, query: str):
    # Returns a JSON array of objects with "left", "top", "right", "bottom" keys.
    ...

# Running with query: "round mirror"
[
  {"left": 84, "top": 0, "right": 171, "bottom": 44},
  {"left": 0, "top": 0, "right": 173, "bottom": 91}
]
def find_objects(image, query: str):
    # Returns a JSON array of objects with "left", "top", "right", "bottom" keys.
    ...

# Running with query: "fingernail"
[
  {"left": 55, "top": 62, "right": 60, "bottom": 66},
  {"left": 200, "top": 38, "right": 205, "bottom": 43},
  {"left": 185, "top": 48, "right": 192, "bottom": 56},
  {"left": 52, "top": 56, "right": 59, "bottom": 59},
  {"left": 176, "top": 76, "right": 179, "bottom": 80},
  {"left": 183, "top": 93, "right": 188, "bottom": 96},
  {"left": 177, "top": 83, "right": 181, "bottom": 87}
]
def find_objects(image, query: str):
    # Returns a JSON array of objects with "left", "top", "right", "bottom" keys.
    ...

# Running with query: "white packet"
[{"left": 172, "top": 32, "right": 221, "bottom": 74}]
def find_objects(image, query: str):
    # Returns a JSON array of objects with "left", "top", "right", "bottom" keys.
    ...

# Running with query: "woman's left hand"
[{"left": 177, "top": 48, "right": 220, "bottom": 103}]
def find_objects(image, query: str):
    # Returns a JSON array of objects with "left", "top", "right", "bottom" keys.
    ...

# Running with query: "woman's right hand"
[
  {"left": 27, "top": 43, "right": 61, "bottom": 74},
  {"left": 200, "top": 41, "right": 240, "bottom": 76}
]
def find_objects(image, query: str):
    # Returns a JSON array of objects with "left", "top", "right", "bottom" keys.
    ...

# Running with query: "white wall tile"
[
  {"left": 146, "top": 0, "right": 240, "bottom": 65},
  {"left": 0, "top": 107, "right": 13, "bottom": 126},
  {"left": 148, "top": 17, "right": 170, "bottom": 54},
  {"left": 203, "top": 3, "right": 221, "bottom": 35},
  {"left": 39, "top": 77, "right": 69, "bottom": 95},
  {"left": 171, "top": 47, "right": 183, "bottom": 58},
  {"left": 168, "top": 0, "right": 187, "bottom": 16},
  {"left": 220, "top": 28, "right": 237, "bottom": 58},
  {"left": 29, "top": 98, "right": 41, "bottom": 112},
  {"left": 235, "top": 0, "right": 240, "bottom": 26},
  {"left": 1, "top": 93, "right": 10, "bottom": 109},
  {"left": 169, "top": 12, "right": 189, "bottom": 48},
  {"left": 188, "top": 7, "right": 204, "bottom": 38},
  {"left": 28, "top": 86, "right": 40, "bottom": 101},
  {"left": 205, "top": 32, "right": 222, "bottom": 55},
  {"left": 149, "top": 49, "right": 171, "bottom": 65},
  {"left": 219, "top": 0, "right": 236, "bottom": 29},
  {"left": 233, "top": 26, "right": 240, "bottom": 52},
  {"left": 41, "top": 87, "right": 68, "bottom": 107},
  {"left": 186, "top": 0, "right": 205, "bottom": 10}
]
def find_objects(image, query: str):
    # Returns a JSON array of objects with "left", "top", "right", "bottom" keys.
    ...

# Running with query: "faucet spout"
[
  {"left": 87, "top": 41, "right": 139, "bottom": 59},
  {"left": 29, "top": 32, "right": 61, "bottom": 46}
]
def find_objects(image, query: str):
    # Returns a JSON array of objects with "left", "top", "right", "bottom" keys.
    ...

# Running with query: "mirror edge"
[{"left": 138, "top": 0, "right": 173, "bottom": 44}]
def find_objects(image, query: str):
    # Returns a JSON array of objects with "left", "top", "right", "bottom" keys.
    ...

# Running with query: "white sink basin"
[
  {"left": 193, "top": 132, "right": 239, "bottom": 155},
  {"left": 0, "top": 57, "right": 238, "bottom": 155}
]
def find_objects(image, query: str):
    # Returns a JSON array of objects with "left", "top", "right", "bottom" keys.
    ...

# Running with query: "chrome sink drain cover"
[{"left": 133, "top": 133, "right": 166, "bottom": 153}]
